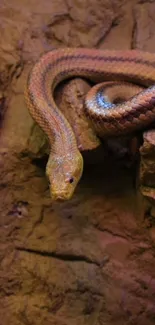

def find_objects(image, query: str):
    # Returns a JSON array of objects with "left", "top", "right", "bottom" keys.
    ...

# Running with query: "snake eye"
[{"left": 69, "top": 177, "right": 74, "bottom": 184}]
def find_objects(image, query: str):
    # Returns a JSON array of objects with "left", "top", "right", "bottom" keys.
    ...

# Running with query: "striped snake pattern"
[{"left": 25, "top": 48, "right": 155, "bottom": 200}]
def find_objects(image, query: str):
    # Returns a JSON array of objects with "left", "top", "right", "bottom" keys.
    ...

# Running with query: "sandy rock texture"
[{"left": 1, "top": 0, "right": 155, "bottom": 324}]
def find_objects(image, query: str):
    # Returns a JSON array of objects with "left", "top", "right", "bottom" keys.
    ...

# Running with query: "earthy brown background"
[{"left": 1, "top": 0, "right": 155, "bottom": 324}]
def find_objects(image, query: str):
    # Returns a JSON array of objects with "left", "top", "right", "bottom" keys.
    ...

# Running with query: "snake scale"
[{"left": 25, "top": 48, "right": 155, "bottom": 200}]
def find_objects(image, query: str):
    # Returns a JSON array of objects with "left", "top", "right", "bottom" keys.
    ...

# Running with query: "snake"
[{"left": 25, "top": 48, "right": 155, "bottom": 201}]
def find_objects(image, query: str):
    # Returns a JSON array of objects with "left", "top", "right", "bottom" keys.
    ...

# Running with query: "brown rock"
[
  {"left": 55, "top": 78, "right": 100, "bottom": 152},
  {"left": 140, "top": 130, "right": 155, "bottom": 202}
]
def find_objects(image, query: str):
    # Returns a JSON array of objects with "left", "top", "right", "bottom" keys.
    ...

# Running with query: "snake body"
[{"left": 25, "top": 48, "right": 155, "bottom": 200}]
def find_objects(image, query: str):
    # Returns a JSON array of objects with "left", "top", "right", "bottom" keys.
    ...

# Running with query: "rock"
[{"left": 140, "top": 130, "right": 155, "bottom": 202}]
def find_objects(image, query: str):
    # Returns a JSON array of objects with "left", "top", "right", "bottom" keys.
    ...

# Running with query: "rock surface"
[{"left": 1, "top": 0, "right": 155, "bottom": 324}]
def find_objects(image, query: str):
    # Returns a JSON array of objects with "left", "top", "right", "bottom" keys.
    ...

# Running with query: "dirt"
[{"left": 1, "top": 0, "right": 155, "bottom": 324}]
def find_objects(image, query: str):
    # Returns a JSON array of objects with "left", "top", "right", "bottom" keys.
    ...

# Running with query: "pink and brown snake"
[{"left": 25, "top": 48, "right": 155, "bottom": 200}]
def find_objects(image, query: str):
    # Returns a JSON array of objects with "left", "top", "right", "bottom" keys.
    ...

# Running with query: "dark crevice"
[
  {"left": 15, "top": 246, "right": 105, "bottom": 267},
  {"left": 131, "top": 7, "right": 138, "bottom": 49},
  {"left": 95, "top": 225, "right": 136, "bottom": 242},
  {"left": 31, "top": 155, "right": 48, "bottom": 169}
]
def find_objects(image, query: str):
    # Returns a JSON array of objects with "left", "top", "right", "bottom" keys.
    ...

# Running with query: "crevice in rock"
[{"left": 15, "top": 246, "right": 107, "bottom": 267}]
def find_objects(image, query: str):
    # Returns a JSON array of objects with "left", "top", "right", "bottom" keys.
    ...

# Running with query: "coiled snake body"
[{"left": 25, "top": 48, "right": 155, "bottom": 200}]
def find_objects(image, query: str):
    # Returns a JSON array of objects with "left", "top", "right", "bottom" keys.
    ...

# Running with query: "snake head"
[{"left": 46, "top": 151, "right": 83, "bottom": 201}]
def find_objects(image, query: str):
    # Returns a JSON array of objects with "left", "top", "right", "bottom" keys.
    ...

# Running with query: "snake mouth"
[{"left": 51, "top": 190, "right": 74, "bottom": 201}]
